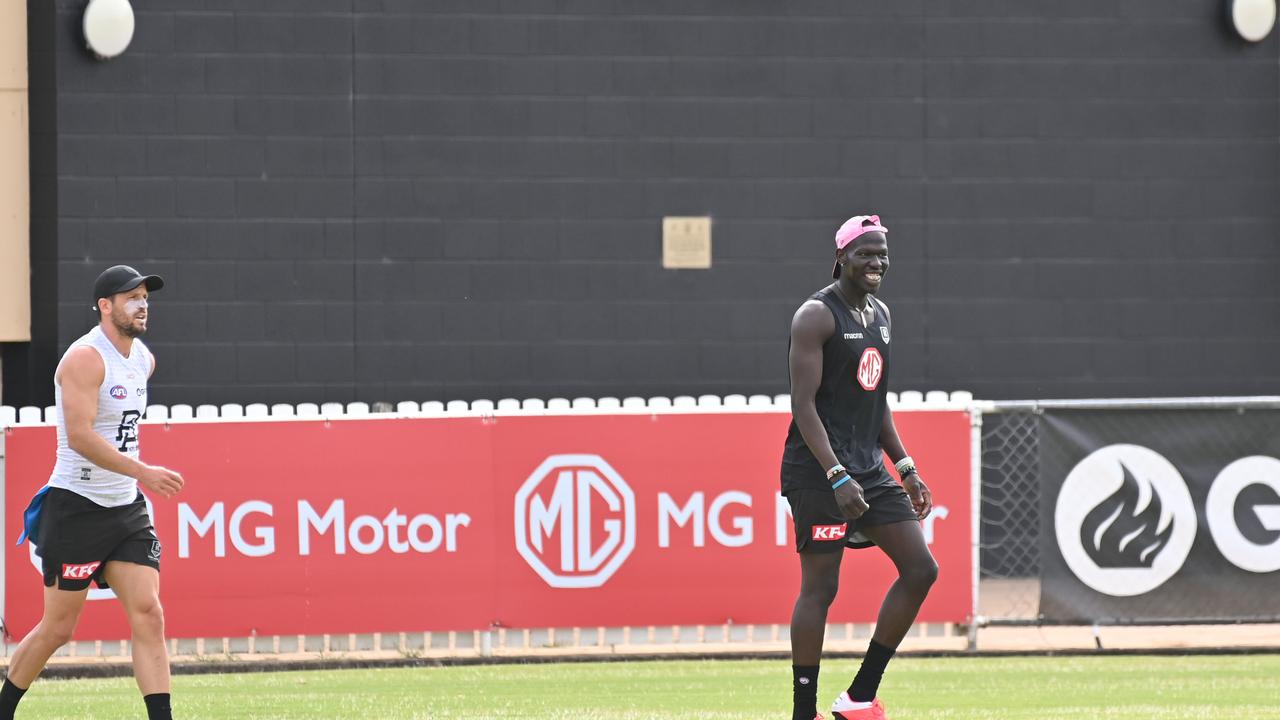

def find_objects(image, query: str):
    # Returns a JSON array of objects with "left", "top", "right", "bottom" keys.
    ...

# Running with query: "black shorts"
[
  {"left": 785, "top": 480, "right": 919, "bottom": 553},
  {"left": 34, "top": 487, "right": 161, "bottom": 591}
]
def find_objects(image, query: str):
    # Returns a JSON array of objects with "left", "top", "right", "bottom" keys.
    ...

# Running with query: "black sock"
[
  {"left": 143, "top": 693, "right": 172, "bottom": 720},
  {"left": 792, "top": 664, "right": 819, "bottom": 720},
  {"left": 0, "top": 678, "right": 28, "bottom": 720},
  {"left": 848, "top": 640, "right": 896, "bottom": 702}
]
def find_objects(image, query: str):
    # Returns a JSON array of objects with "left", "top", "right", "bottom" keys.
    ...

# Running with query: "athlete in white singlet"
[{"left": 3, "top": 266, "right": 184, "bottom": 720}]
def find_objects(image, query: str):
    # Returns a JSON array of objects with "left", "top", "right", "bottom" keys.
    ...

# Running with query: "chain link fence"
[{"left": 977, "top": 407, "right": 1042, "bottom": 623}]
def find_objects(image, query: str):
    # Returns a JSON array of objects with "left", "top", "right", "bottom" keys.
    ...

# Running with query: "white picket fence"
[{"left": 1, "top": 390, "right": 975, "bottom": 427}]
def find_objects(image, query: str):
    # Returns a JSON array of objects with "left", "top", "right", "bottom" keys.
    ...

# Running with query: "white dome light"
[
  {"left": 1230, "top": 0, "right": 1277, "bottom": 42},
  {"left": 83, "top": 0, "right": 136, "bottom": 60}
]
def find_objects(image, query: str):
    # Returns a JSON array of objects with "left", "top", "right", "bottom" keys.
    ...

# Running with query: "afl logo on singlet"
[
  {"left": 856, "top": 347, "right": 883, "bottom": 391},
  {"left": 109, "top": 385, "right": 128, "bottom": 400}
]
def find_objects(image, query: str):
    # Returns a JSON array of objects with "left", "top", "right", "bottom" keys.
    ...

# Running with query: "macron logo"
[
  {"left": 811, "top": 524, "right": 847, "bottom": 541},
  {"left": 61, "top": 561, "right": 101, "bottom": 580}
]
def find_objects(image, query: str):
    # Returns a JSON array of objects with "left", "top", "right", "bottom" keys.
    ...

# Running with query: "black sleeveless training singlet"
[{"left": 780, "top": 286, "right": 892, "bottom": 492}]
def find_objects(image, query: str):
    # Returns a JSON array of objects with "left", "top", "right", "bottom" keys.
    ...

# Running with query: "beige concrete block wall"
[{"left": 0, "top": 0, "right": 30, "bottom": 342}]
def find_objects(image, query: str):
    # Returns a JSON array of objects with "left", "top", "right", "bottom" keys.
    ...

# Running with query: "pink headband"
[{"left": 835, "top": 215, "right": 888, "bottom": 249}]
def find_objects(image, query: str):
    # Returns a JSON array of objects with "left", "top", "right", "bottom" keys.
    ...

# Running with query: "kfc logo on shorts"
[
  {"left": 109, "top": 385, "right": 128, "bottom": 400},
  {"left": 61, "top": 561, "right": 101, "bottom": 580},
  {"left": 812, "top": 524, "right": 847, "bottom": 541},
  {"left": 856, "top": 347, "right": 884, "bottom": 391}
]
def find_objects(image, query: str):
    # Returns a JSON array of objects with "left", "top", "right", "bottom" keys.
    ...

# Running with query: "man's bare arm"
[
  {"left": 789, "top": 301, "right": 841, "bottom": 471},
  {"left": 789, "top": 301, "right": 869, "bottom": 519},
  {"left": 879, "top": 395, "right": 932, "bottom": 519}
]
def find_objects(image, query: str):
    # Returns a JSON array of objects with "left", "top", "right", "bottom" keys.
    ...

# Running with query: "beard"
[{"left": 111, "top": 310, "right": 145, "bottom": 338}]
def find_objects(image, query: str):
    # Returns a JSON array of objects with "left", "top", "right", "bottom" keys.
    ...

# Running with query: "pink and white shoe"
[{"left": 830, "top": 692, "right": 888, "bottom": 720}]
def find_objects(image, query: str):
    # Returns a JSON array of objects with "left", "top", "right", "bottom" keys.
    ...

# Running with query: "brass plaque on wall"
[{"left": 662, "top": 216, "right": 711, "bottom": 269}]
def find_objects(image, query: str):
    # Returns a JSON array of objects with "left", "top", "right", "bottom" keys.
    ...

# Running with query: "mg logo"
[
  {"left": 856, "top": 347, "right": 883, "bottom": 391},
  {"left": 514, "top": 454, "right": 636, "bottom": 588}
]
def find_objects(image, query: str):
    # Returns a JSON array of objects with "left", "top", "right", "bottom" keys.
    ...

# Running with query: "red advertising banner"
[{"left": 4, "top": 410, "right": 971, "bottom": 641}]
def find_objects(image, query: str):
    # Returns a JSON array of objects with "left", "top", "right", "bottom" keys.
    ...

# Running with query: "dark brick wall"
[{"left": 6, "top": 1, "right": 1278, "bottom": 406}]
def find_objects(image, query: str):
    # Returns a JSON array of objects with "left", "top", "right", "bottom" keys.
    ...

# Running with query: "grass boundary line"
[{"left": 22, "top": 646, "right": 1280, "bottom": 681}]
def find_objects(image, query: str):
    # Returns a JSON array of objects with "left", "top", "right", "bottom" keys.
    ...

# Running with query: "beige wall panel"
[
  {"left": 0, "top": 0, "right": 26, "bottom": 90},
  {"left": 0, "top": 92, "right": 30, "bottom": 341}
]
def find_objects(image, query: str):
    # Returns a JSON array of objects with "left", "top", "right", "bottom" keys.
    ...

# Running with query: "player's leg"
[
  {"left": 791, "top": 550, "right": 843, "bottom": 720},
  {"left": 102, "top": 560, "right": 172, "bottom": 720},
  {"left": 861, "top": 519, "right": 937, "bottom": 647},
  {"left": 1, "top": 584, "right": 90, "bottom": 718},
  {"left": 789, "top": 485, "right": 849, "bottom": 720},
  {"left": 792, "top": 549, "right": 844, "bottom": 664},
  {"left": 846, "top": 519, "right": 937, "bottom": 705}
]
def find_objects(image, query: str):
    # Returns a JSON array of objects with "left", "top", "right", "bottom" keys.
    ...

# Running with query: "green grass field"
[{"left": 12, "top": 655, "right": 1280, "bottom": 719}]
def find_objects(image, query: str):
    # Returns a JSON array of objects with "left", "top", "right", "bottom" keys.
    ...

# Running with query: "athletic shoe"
[{"left": 830, "top": 692, "right": 888, "bottom": 719}]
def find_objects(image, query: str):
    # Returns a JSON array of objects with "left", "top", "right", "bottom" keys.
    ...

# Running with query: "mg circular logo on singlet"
[
  {"left": 109, "top": 385, "right": 128, "bottom": 400},
  {"left": 514, "top": 454, "right": 636, "bottom": 588},
  {"left": 1054, "top": 444, "right": 1197, "bottom": 596},
  {"left": 856, "top": 347, "right": 883, "bottom": 391}
]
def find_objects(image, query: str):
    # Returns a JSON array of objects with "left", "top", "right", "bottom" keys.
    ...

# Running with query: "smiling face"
[
  {"left": 836, "top": 231, "right": 889, "bottom": 294},
  {"left": 100, "top": 285, "right": 149, "bottom": 338}
]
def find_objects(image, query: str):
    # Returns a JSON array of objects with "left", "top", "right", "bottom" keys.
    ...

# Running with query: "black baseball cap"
[{"left": 93, "top": 265, "right": 164, "bottom": 306}]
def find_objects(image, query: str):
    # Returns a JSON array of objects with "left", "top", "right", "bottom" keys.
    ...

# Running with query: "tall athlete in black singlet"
[{"left": 781, "top": 215, "right": 937, "bottom": 720}]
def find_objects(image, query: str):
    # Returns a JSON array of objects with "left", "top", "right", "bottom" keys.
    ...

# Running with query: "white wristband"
[{"left": 894, "top": 456, "right": 916, "bottom": 474}]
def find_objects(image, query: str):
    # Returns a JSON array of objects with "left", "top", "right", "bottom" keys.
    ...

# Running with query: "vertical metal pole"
[
  {"left": 966, "top": 405, "right": 984, "bottom": 652},
  {"left": 1, "top": 423, "right": 8, "bottom": 652}
]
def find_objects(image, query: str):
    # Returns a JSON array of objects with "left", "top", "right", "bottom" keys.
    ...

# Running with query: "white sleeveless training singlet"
[{"left": 47, "top": 326, "right": 153, "bottom": 507}]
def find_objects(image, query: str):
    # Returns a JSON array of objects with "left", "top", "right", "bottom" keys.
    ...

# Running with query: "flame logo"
[{"left": 1079, "top": 462, "right": 1174, "bottom": 568}]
